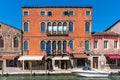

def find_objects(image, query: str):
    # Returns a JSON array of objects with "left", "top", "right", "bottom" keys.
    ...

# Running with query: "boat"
[{"left": 72, "top": 67, "right": 110, "bottom": 77}]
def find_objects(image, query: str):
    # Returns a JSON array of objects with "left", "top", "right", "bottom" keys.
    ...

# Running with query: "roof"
[
  {"left": 22, "top": 6, "right": 92, "bottom": 8},
  {"left": 92, "top": 32, "right": 119, "bottom": 36},
  {"left": 105, "top": 19, "right": 120, "bottom": 31},
  {"left": 0, "top": 22, "right": 22, "bottom": 32}
]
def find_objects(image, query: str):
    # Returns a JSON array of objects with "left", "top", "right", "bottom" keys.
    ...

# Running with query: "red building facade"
[{"left": 19, "top": 6, "right": 92, "bottom": 70}]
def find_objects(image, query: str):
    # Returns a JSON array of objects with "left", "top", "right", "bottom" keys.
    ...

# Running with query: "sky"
[{"left": 0, "top": 0, "right": 120, "bottom": 32}]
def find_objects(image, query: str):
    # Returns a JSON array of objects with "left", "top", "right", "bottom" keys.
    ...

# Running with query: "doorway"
[
  {"left": 61, "top": 60, "right": 67, "bottom": 69},
  {"left": 93, "top": 57, "right": 98, "bottom": 69}
]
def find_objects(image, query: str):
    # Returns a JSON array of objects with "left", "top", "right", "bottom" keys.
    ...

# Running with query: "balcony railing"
[{"left": 47, "top": 31, "right": 68, "bottom": 36}]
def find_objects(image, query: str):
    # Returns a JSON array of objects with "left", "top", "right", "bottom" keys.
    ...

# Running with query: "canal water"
[{"left": 0, "top": 75, "right": 119, "bottom": 80}]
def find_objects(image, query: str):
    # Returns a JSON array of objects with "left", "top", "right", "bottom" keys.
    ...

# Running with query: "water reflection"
[{"left": 0, "top": 75, "right": 119, "bottom": 80}]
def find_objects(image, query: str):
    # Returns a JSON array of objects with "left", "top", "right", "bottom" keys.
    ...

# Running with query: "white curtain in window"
[
  {"left": 53, "top": 26, "right": 57, "bottom": 31},
  {"left": 48, "top": 26, "right": 52, "bottom": 31},
  {"left": 63, "top": 26, "right": 67, "bottom": 31},
  {"left": 58, "top": 26, "right": 63, "bottom": 31}
]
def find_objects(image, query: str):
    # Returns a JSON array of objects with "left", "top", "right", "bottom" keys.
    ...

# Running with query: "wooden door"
[{"left": 93, "top": 57, "right": 98, "bottom": 69}]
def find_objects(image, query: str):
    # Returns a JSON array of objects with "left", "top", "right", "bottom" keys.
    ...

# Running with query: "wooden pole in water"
[
  {"left": 1, "top": 62, "right": 4, "bottom": 76},
  {"left": 45, "top": 59, "right": 47, "bottom": 76},
  {"left": 29, "top": 61, "right": 32, "bottom": 76}
]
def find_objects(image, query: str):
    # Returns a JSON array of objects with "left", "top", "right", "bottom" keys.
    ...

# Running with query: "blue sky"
[{"left": 0, "top": 0, "right": 120, "bottom": 32}]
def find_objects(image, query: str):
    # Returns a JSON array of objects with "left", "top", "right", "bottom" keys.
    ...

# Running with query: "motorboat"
[{"left": 72, "top": 67, "right": 110, "bottom": 77}]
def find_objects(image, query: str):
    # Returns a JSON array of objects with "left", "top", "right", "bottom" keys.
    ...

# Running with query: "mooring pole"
[
  {"left": 45, "top": 60, "right": 47, "bottom": 76},
  {"left": 29, "top": 61, "right": 32, "bottom": 76},
  {"left": 1, "top": 62, "right": 4, "bottom": 76}
]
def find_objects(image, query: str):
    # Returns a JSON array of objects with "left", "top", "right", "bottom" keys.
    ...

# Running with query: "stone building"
[{"left": 0, "top": 22, "right": 22, "bottom": 70}]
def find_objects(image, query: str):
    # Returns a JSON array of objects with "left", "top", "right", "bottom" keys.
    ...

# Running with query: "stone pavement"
[{"left": 0, "top": 67, "right": 71, "bottom": 76}]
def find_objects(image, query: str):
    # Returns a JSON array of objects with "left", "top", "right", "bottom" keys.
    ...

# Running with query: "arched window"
[
  {"left": 85, "top": 22, "right": 90, "bottom": 32},
  {"left": 63, "top": 22, "right": 67, "bottom": 31},
  {"left": 24, "top": 40, "right": 28, "bottom": 50},
  {"left": 0, "top": 36, "right": 4, "bottom": 48},
  {"left": 14, "top": 37, "right": 18, "bottom": 48},
  {"left": 41, "top": 22, "right": 45, "bottom": 32},
  {"left": 58, "top": 41, "right": 61, "bottom": 50},
  {"left": 52, "top": 22, "right": 57, "bottom": 31},
  {"left": 41, "top": 40, "right": 45, "bottom": 50},
  {"left": 69, "top": 40, "right": 73, "bottom": 49},
  {"left": 47, "top": 22, "right": 52, "bottom": 31},
  {"left": 69, "top": 22, "right": 73, "bottom": 32},
  {"left": 52, "top": 41, "right": 56, "bottom": 51},
  {"left": 63, "top": 41, "right": 67, "bottom": 52},
  {"left": 24, "top": 22, "right": 28, "bottom": 32},
  {"left": 85, "top": 40, "right": 89, "bottom": 50},
  {"left": 58, "top": 22, "right": 62, "bottom": 31},
  {"left": 47, "top": 41, "right": 51, "bottom": 50}
]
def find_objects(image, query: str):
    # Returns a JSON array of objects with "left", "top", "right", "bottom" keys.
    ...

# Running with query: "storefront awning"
[
  {"left": 18, "top": 55, "right": 43, "bottom": 61},
  {"left": 105, "top": 54, "right": 120, "bottom": 59},
  {"left": 73, "top": 53, "right": 88, "bottom": 58},
  {"left": 52, "top": 56, "right": 69, "bottom": 60}
]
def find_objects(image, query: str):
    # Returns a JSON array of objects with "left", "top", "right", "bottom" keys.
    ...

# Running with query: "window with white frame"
[
  {"left": 40, "top": 22, "right": 46, "bottom": 32},
  {"left": 40, "top": 11, "right": 45, "bottom": 16},
  {"left": 85, "top": 21, "right": 90, "bottom": 32},
  {"left": 104, "top": 41, "right": 108, "bottom": 49},
  {"left": 94, "top": 41, "right": 98, "bottom": 49},
  {"left": 23, "top": 22, "right": 28, "bottom": 32},
  {"left": 114, "top": 41, "right": 118, "bottom": 49},
  {"left": 86, "top": 11, "right": 91, "bottom": 16},
  {"left": 63, "top": 11, "right": 74, "bottom": 16},
  {"left": 23, "top": 11, "right": 28, "bottom": 16},
  {"left": 24, "top": 40, "right": 28, "bottom": 50}
]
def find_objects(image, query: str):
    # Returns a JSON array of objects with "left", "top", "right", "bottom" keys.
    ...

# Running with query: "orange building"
[{"left": 19, "top": 6, "right": 92, "bottom": 70}]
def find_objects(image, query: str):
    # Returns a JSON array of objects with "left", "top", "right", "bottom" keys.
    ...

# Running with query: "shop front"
[
  {"left": 18, "top": 55, "right": 44, "bottom": 70},
  {"left": 105, "top": 54, "right": 120, "bottom": 69}
]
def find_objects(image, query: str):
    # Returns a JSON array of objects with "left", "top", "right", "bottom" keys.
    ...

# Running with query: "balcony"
[
  {"left": 47, "top": 31, "right": 68, "bottom": 36},
  {"left": 46, "top": 26, "right": 69, "bottom": 36}
]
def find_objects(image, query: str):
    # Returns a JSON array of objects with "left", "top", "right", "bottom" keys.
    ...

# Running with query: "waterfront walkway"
[
  {"left": 0, "top": 67, "right": 71, "bottom": 76},
  {"left": 0, "top": 67, "right": 119, "bottom": 76}
]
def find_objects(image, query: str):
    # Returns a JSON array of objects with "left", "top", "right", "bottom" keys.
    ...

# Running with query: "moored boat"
[{"left": 72, "top": 67, "right": 110, "bottom": 77}]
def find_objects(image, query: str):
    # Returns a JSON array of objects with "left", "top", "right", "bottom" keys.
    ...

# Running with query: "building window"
[
  {"left": 69, "top": 22, "right": 73, "bottom": 32},
  {"left": 58, "top": 22, "right": 62, "bottom": 31},
  {"left": 104, "top": 41, "right": 108, "bottom": 49},
  {"left": 40, "top": 22, "right": 45, "bottom": 32},
  {"left": 40, "top": 11, "right": 45, "bottom": 16},
  {"left": 24, "top": 40, "right": 28, "bottom": 50},
  {"left": 47, "top": 22, "right": 52, "bottom": 31},
  {"left": 94, "top": 41, "right": 98, "bottom": 49},
  {"left": 69, "top": 11, "right": 74, "bottom": 16},
  {"left": 58, "top": 41, "right": 61, "bottom": 50},
  {"left": 63, "top": 11, "right": 69, "bottom": 16},
  {"left": 52, "top": 41, "right": 56, "bottom": 51},
  {"left": 63, "top": 41, "right": 67, "bottom": 52},
  {"left": 63, "top": 22, "right": 67, "bottom": 31},
  {"left": 63, "top": 11, "right": 74, "bottom": 16},
  {"left": 85, "top": 21, "right": 90, "bottom": 32},
  {"left": 86, "top": 11, "right": 90, "bottom": 16},
  {"left": 40, "top": 41, "right": 45, "bottom": 50},
  {"left": 14, "top": 37, "right": 18, "bottom": 48},
  {"left": 52, "top": 22, "right": 57, "bottom": 32},
  {"left": 114, "top": 41, "right": 118, "bottom": 49},
  {"left": 0, "top": 36, "right": 4, "bottom": 48},
  {"left": 24, "top": 22, "right": 28, "bottom": 32},
  {"left": 85, "top": 40, "right": 89, "bottom": 51},
  {"left": 106, "top": 57, "right": 116, "bottom": 64},
  {"left": 23, "top": 11, "right": 28, "bottom": 16},
  {"left": 47, "top": 11, "right": 52, "bottom": 16},
  {"left": 69, "top": 40, "right": 73, "bottom": 50}
]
